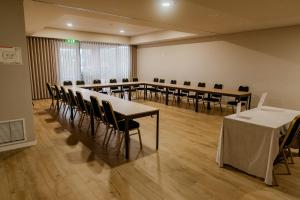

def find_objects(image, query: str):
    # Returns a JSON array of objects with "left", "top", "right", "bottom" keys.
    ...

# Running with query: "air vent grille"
[{"left": 0, "top": 119, "right": 26, "bottom": 146}]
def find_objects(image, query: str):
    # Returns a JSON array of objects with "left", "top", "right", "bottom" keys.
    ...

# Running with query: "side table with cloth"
[{"left": 216, "top": 106, "right": 300, "bottom": 185}]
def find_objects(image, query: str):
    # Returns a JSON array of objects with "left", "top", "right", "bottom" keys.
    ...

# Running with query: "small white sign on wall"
[{"left": 0, "top": 46, "right": 22, "bottom": 65}]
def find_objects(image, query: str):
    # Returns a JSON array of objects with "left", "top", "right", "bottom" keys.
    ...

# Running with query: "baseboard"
[{"left": 0, "top": 140, "right": 37, "bottom": 152}]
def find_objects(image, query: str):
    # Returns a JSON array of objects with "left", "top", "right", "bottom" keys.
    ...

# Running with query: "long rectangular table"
[
  {"left": 216, "top": 106, "right": 300, "bottom": 185},
  {"left": 64, "top": 86, "right": 159, "bottom": 159},
  {"left": 74, "top": 81, "right": 252, "bottom": 112}
]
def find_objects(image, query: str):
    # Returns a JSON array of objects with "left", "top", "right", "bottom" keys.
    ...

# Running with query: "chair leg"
[
  {"left": 288, "top": 147, "right": 295, "bottom": 164},
  {"left": 137, "top": 129, "right": 143, "bottom": 150},
  {"left": 272, "top": 169, "right": 279, "bottom": 186},
  {"left": 282, "top": 150, "right": 291, "bottom": 175},
  {"left": 103, "top": 126, "right": 110, "bottom": 146},
  {"left": 118, "top": 133, "right": 124, "bottom": 153},
  {"left": 105, "top": 128, "right": 114, "bottom": 145}
]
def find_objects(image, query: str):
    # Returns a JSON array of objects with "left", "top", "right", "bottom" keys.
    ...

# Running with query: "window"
[{"left": 57, "top": 41, "right": 131, "bottom": 84}]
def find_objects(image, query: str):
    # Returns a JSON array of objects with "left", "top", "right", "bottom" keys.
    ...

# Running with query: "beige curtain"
[
  {"left": 131, "top": 45, "right": 138, "bottom": 79},
  {"left": 27, "top": 37, "right": 58, "bottom": 99}
]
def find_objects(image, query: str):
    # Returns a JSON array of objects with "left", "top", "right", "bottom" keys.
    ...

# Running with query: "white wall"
[
  {"left": 0, "top": 0, "right": 35, "bottom": 143},
  {"left": 137, "top": 26, "right": 300, "bottom": 109}
]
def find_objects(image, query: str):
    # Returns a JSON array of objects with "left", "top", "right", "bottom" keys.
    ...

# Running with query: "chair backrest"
[
  {"left": 182, "top": 81, "right": 191, "bottom": 93},
  {"left": 110, "top": 79, "right": 117, "bottom": 83},
  {"left": 238, "top": 86, "right": 249, "bottom": 101},
  {"left": 76, "top": 80, "right": 85, "bottom": 85},
  {"left": 214, "top": 83, "right": 223, "bottom": 89},
  {"left": 170, "top": 80, "right": 177, "bottom": 84},
  {"left": 75, "top": 91, "right": 87, "bottom": 112},
  {"left": 198, "top": 82, "right": 206, "bottom": 87},
  {"left": 54, "top": 85, "right": 61, "bottom": 99},
  {"left": 46, "top": 83, "right": 54, "bottom": 97},
  {"left": 122, "top": 78, "right": 129, "bottom": 82},
  {"left": 90, "top": 96, "right": 103, "bottom": 120},
  {"left": 60, "top": 86, "right": 69, "bottom": 102},
  {"left": 63, "top": 81, "right": 72, "bottom": 86},
  {"left": 67, "top": 89, "right": 77, "bottom": 107},
  {"left": 212, "top": 83, "right": 223, "bottom": 98},
  {"left": 133, "top": 78, "right": 138, "bottom": 82},
  {"left": 109, "top": 79, "right": 118, "bottom": 90},
  {"left": 153, "top": 78, "right": 159, "bottom": 82},
  {"left": 159, "top": 79, "right": 165, "bottom": 83},
  {"left": 93, "top": 79, "right": 101, "bottom": 84},
  {"left": 102, "top": 100, "right": 119, "bottom": 130},
  {"left": 184, "top": 81, "right": 191, "bottom": 86},
  {"left": 280, "top": 115, "right": 300, "bottom": 150}
]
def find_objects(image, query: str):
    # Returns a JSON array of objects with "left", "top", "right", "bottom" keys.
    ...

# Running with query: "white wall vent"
[{"left": 0, "top": 119, "right": 26, "bottom": 146}]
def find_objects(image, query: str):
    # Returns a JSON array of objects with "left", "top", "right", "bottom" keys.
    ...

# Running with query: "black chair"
[
  {"left": 189, "top": 82, "right": 206, "bottom": 110},
  {"left": 76, "top": 80, "right": 85, "bottom": 85},
  {"left": 46, "top": 83, "right": 55, "bottom": 109},
  {"left": 204, "top": 83, "right": 223, "bottom": 111},
  {"left": 157, "top": 79, "right": 166, "bottom": 102},
  {"left": 109, "top": 79, "right": 122, "bottom": 97},
  {"left": 60, "top": 86, "right": 70, "bottom": 115},
  {"left": 53, "top": 85, "right": 63, "bottom": 111},
  {"left": 90, "top": 96, "right": 106, "bottom": 134},
  {"left": 273, "top": 115, "right": 300, "bottom": 185},
  {"left": 101, "top": 100, "right": 143, "bottom": 152},
  {"left": 93, "top": 79, "right": 104, "bottom": 93},
  {"left": 132, "top": 77, "right": 143, "bottom": 99},
  {"left": 122, "top": 78, "right": 130, "bottom": 99},
  {"left": 63, "top": 81, "right": 72, "bottom": 86},
  {"left": 227, "top": 86, "right": 249, "bottom": 113},
  {"left": 67, "top": 89, "right": 78, "bottom": 119},
  {"left": 176, "top": 81, "right": 191, "bottom": 108},
  {"left": 76, "top": 91, "right": 90, "bottom": 128},
  {"left": 149, "top": 78, "right": 159, "bottom": 100},
  {"left": 160, "top": 79, "right": 177, "bottom": 104}
]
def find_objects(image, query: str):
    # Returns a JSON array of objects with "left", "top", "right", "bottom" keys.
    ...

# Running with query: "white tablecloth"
[{"left": 216, "top": 106, "right": 300, "bottom": 185}]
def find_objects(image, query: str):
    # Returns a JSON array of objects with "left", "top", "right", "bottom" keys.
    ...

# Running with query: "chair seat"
[
  {"left": 188, "top": 93, "right": 204, "bottom": 98},
  {"left": 204, "top": 97, "right": 220, "bottom": 102},
  {"left": 175, "top": 93, "right": 189, "bottom": 97},
  {"left": 227, "top": 101, "right": 247, "bottom": 106},
  {"left": 111, "top": 89, "right": 123, "bottom": 93},
  {"left": 118, "top": 120, "right": 140, "bottom": 131}
]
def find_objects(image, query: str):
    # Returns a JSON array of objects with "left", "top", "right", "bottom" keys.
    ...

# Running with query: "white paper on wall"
[{"left": 0, "top": 46, "right": 22, "bottom": 65}]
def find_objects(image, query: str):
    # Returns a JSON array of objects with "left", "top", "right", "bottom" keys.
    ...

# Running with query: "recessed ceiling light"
[
  {"left": 120, "top": 30, "right": 125, "bottom": 33},
  {"left": 162, "top": 2, "right": 171, "bottom": 7},
  {"left": 66, "top": 23, "right": 73, "bottom": 27}
]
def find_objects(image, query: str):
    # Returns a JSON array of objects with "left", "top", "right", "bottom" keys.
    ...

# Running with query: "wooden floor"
[{"left": 1, "top": 99, "right": 300, "bottom": 200}]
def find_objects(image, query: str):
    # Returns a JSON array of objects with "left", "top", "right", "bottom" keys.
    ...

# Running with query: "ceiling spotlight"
[
  {"left": 66, "top": 23, "right": 73, "bottom": 27},
  {"left": 162, "top": 2, "right": 171, "bottom": 7},
  {"left": 120, "top": 30, "right": 125, "bottom": 33}
]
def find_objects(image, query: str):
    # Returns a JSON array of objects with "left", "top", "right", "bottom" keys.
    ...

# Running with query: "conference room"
[{"left": 1, "top": 0, "right": 300, "bottom": 199}]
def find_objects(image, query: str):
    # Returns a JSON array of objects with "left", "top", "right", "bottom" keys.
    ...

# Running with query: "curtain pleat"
[
  {"left": 131, "top": 45, "right": 138, "bottom": 78},
  {"left": 27, "top": 37, "right": 58, "bottom": 100}
]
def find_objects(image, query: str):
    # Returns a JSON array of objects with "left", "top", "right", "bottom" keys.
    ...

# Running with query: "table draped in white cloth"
[{"left": 216, "top": 106, "right": 300, "bottom": 185}]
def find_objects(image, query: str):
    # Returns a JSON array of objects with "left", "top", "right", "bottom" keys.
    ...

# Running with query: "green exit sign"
[{"left": 65, "top": 39, "right": 77, "bottom": 44}]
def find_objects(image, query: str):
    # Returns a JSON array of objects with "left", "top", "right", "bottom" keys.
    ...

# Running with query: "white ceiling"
[{"left": 24, "top": 0, "right": 300, "bottom": 42}]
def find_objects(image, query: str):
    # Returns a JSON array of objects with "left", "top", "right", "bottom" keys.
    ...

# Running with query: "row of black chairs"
[
  {"left": 46, "top": 82, "right": 143, "bottom": 153},
  {"left": 147, "top": 78, "right": 249, "bottom": 112}
]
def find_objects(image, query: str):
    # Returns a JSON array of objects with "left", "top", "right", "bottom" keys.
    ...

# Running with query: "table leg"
[
  {"left": 125, "top": 118, "right": 130, "bottom": 159},
  {"left": 90, "top": 106, "right": 95, "bottom": 137},
  {"left": 129, "top": 86, "right": 132, "bottom": 101},
  {"left": 195, "top": 92, "right": 199, "bottom": 112},
  {"left": 248, "top": 95, "right": 252, "bottom": 110},
  {"left": 144, "top": 85, "right": 147, "bottom": 100},
  {"left": 165, "top": 88, "right": 169, "bottom": 105},
  {"left": 207, "top": 93, "right": 211, "bottom": 110},
  {"left": 70, "top": 106, "right": 74, "bottom": 120},
  {"left": 156, "top": 111, "right": 159, "bottom": 150},
  {"left": 56, "top": 99, "right": 60, "bottom": 113},
  {"left": 177, "top": 89, "right": 181, "bottom": 104}
]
